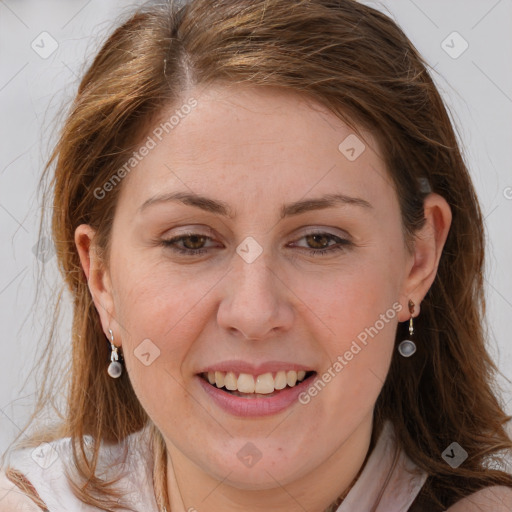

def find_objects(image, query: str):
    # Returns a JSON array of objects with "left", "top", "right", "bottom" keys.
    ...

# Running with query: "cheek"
[
  {"left": 299, "top": 253, "right": 401, "bottom": 402},
  {"left": 111, "top": 248, "right": 219, "bottom": 339},
  {"left": 300, "top": 249, "right": 401, "bottom": 345},
  {"left": 109, "top": 253, "right": 227, "bottom": 397},
  {"left": 110, "top": 261, "right": 205, "bottom": 427},
  {"left": 299, "top": 283, "right": 397, "bottom": 438}
]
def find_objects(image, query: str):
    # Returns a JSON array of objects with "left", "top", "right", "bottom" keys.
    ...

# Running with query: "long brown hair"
[{"left": 5, "top": 1, "right": 512, "bottom": 510}]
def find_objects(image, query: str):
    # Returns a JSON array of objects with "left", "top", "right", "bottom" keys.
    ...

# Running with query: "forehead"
[{"left": 116, "top": 84, "right": 395, "bottom": 216}]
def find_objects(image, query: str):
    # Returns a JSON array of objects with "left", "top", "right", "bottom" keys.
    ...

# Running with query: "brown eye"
[
  {"left": 305, "top": 233, "right": 332, "bottom": 249},
  {"left": 161, "top": 233, "right": 216, "bottom": 255},
  {"left": 289, "top": 231, "right": 352, "bottom": 257},
  {"left": 181, "top": 234, "right": 207, "bottom": 250}
]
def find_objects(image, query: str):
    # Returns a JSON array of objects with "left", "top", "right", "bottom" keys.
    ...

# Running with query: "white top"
[{"left": 6, "top": 420, "right": 428, "bottom": 512}]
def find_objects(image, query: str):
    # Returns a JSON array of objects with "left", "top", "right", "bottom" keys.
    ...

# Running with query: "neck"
[{"left": 163, "top": 413, "right": 375, "bottom": 512}]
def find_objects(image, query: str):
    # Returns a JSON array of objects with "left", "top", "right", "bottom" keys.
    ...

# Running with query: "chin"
[{"left": 202, "top": 454, "right": 310, "bottom": 490}]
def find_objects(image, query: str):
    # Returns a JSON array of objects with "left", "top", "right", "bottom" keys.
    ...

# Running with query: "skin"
[{"left": 75, "top": 84, "right": 452, "bottom": 512}]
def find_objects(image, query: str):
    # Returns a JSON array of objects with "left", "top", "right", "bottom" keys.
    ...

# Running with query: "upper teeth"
[{"left": 206, "top": 370, "right": 308, "bottom": 394}]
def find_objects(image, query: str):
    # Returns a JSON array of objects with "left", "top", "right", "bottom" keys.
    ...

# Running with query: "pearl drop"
[
  {"left": 108, "top": 361, "right": 123, "bottom": 378},
  {"left": 398, "top": 340, "right": 416, "bottom": 357}
]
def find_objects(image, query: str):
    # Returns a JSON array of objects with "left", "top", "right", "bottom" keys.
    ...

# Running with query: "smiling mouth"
[{"left": 199, "top": 370, "right": 316, "bottom": 398}]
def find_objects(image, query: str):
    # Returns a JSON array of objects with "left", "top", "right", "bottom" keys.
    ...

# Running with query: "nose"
[{"left": 216, "top": 247, "right": 294, "bottom": 341}]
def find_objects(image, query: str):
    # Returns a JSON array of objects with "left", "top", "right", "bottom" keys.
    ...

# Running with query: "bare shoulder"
[
  {"left": 446, "top": 486, "right": 512, "bottom": 512},
  {"left": 0, "top": 469, "right": 42, "bottom": 511}
]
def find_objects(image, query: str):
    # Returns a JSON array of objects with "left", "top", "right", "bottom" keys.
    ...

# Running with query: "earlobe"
[
  {"left": 398, "top": 193, "right": 452, "bottom": 321},
  {"left": 74, "top": 224, "right": 116, "bottom": 338}
]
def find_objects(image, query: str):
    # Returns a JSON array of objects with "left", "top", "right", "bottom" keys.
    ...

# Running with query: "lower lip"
[{"left": 196, "top": 374, "right": 316, "bottom": 417}]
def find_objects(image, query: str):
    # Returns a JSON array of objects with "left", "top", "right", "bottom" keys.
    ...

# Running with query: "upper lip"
[{"left": 196, "top": 360, "right": 315, "bottom": 376}]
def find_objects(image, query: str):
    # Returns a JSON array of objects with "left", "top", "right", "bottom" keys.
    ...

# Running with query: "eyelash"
[{"left": 160, "top": 231, "right": 352, "bottom": 257}]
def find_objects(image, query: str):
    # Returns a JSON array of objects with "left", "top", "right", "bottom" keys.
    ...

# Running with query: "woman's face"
[{"left": 79, "top": 84, "right": 445, "bottom": 497}]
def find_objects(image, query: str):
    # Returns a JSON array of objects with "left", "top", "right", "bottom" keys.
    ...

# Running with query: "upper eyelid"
[
  {"left": 163, "top": 225, "right": 351, "bottom": 240},
  {"left": 163, "top": 230, "right": 351, "bottom": 248}
]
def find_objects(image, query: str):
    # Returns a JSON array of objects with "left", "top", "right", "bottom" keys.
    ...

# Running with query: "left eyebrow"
[
  {"left": 138, "top": 191, "right": 373, "bottom": 218},
  {"left": 279, "top": 193, "right": 373, "bottom": 219}
]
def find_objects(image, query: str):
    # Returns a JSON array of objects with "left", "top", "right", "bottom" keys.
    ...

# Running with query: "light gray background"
[{"left": 1, "top": 0, "right": 511, "bottom": 454}]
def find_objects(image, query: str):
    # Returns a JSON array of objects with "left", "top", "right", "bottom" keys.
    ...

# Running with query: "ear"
[
  {"left": 75, "top": 224, "right": 118, "bottom": 342},
  {"left": 398, "top": 193, "right": 452, "bottom": 321}
]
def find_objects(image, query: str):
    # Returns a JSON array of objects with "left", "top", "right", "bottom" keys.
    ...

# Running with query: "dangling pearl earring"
[
  {"left": 398, "top": 299, "right": 417, "bottom": 357},
  {"left": 107, "top": 328, "right": 123, "bottom": 378}
]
